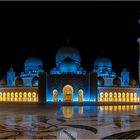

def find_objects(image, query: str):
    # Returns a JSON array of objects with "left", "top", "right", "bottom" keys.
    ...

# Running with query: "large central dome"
[
  {"left": 56, "top": 46, "right": 81, "bottom": 67},
  {"left": 59, "top": 58, "right": 77, "bottom": 73}
]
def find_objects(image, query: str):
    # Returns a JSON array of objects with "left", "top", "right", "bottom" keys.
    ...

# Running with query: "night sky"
[{"left": 0, "top": 2, "right": 140, "bottom": 80}]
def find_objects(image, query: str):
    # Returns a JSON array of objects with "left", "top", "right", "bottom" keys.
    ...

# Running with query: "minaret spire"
[
  {"left": 137, "top": 18, "right": 140, "bottom": 85},
  {"left": 137, "top": 38, "right": 140, "bottom": 85}
]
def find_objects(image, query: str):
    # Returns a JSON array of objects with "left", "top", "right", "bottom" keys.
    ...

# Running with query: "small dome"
[
  {"left": 15, "top": 77, "right": 23, "bottom": 86},
  {"left": 94, "top": 57, "right": 112, "bottom": 72},
  {"left": 56, "top": 46, "right": 81, "bottom": 67},
  {"left": 59, "top": 58, "right": 77, "bottom": 73},
  {"left": 130, "top": 79, "right": 136, "bottom": 87},
  {"left": 32, "top": 77, "right": 39, "bottom": 86},
  {"left": 98, "top": 76, "right": 104, "bottom": 86},
  {"left": 0, "top": 77, "right": 7, "bottom": 86},
  {"left": 113, "top": 77, "right": 121, "bottom": 86},
  {"left": 24, "top": 56, "right": 43, "bottom": 68}
]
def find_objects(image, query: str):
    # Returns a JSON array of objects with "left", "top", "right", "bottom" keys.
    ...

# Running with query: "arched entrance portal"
[{"left": 63, "top": 85, "right": 73, "bottom": 101}]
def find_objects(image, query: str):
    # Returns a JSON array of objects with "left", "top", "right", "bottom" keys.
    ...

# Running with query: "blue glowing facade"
[
  {"left": 93, "top": 57, "right": 116, "bottom": 86},
  {"left": 48, "top": 46, "right": 95, "bottom": 102},
  {"left": 20, "top": 56, "right": 44, "bottom": 86},
  {"left": 3, "top": 43, "right": 140, "bottom": 103},
  {"left": 50, "top": 47, "right": 86, "bottom": 75},
  {"left": 7, "top": 68, "right": 16, "bottom": 86}
]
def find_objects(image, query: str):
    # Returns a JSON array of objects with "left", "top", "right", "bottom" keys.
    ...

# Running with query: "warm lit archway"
[
  {"left": 53, "top": 89, "right": 58, "bottom": 102},
  {"left": 78, "top": 89, "right": 83, "bottom": 102},
  {"left": 63, "top": 85, "right": 73, "bottom": 101}
]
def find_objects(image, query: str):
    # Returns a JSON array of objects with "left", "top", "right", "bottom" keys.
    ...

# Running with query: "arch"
[
  {"left": 28, "top": 92, "right": 32, "bottom": 98},
  {"left": 78, "top": 89, "right": 83, "bottom": 102},
  {"left": 32, "top": 92, "right": 37, "bottom": 102},
  {"left": 130, "top": 92, "right": 134, "bottom": 102},
  {"left": 122, "top": 92, "right": 125, "bottom": 102},
  {"left": 114, "top": 92, "right": 117, "bottom": 102},
  {"left": 15, "top": 92, "right": 18, "bottom": 102},
  {"left": 15, "top": 92, "right": 18, "bottom": 98},
  {"left": 7, "top": 92, "right": 10, "bottom": 97},
  {"left": 19, "top": 92, "right": 22, "bottom": 98},
  {"left": 32, "top": 92, "right": 37, "bottom": 98},
  {"left": 7, "top": 92, "right": 10, "bottom": 102},
  {"left": 126, "top": 92, "right": 129, "bottom": 102},
  {"left": 134, "top": 92, "right": 137, "bottom": 102},
  {"left": 105, "top": 92, "right": 108, "bottom": 102},
  {"left": 63, "top": 85, "right": 73, "bottom": 101},
  {"left": 19, "top": 92, "right": 23, "bottom": 102},
  {"left": 53, "top": 89, "right": 58, "bottom": 102},
  {"left": 109, "top": 92, "right": 113, "bottom": 102},
  {"left": 28, "top": 92, "right": 32, "bottom": 102},
  {"left": 118, "top": 92, "right": 121, "bottom": 102},
  {"left": 0, "top": 92, "right": 2, "bottom": 101},
  {"left": 23, "top": 92, "right": 27, "bottom": 102},
  {"left": 99, "top": 92, "right": 104, "bottom": 102},
  {"left": 11, "top": 92, "right": 14, "bottom": 102},
  {"left": 3, "top": 92, "right": 6, "bottom": 101}
]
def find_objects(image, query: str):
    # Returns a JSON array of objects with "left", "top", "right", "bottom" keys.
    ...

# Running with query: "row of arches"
[
  {"left": 99, "top": 105, "right": 137, "bottom": 112},
  {"left": 53, "top": 85, "right": 84, "bottom": 102},
  {"left": 99, "top": 92, "right": 138, "bottom": 102},
  {"left": 15, "top": 77, "right": 39, "bottom": 87},
  {"left": 0, "top": 92, "right": 38, "bottom": 102}
]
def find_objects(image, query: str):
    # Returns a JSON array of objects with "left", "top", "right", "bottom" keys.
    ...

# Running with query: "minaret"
[
  {"left": 137, "top": 19, "right": 140, "bottom": 85},
  {"left": 137, "top": 38, "right": 140, "bottom": 85}
]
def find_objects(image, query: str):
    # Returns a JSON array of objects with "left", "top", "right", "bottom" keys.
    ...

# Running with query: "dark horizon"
[{"left": 0, "top": 1, "right": 140, "bottom": 80}]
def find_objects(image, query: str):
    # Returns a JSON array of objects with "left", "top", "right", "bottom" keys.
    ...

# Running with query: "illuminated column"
[{"left": 137, "top": 37, "right": 140, "bottom": 85}]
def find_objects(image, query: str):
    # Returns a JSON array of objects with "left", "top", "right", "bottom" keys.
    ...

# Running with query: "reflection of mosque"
[
  {"left": 62, "top": 106, "right": 137, "bottom": 119},
  {"left": 0, "top": 33, "right": 140, "bottom": 103}
]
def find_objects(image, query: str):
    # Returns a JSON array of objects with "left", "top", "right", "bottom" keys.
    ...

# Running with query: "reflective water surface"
[{"left": 0, "top": 104, "right": 140, "bottom": 139}]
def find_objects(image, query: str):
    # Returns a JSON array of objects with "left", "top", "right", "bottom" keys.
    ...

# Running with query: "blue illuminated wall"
[
  {"left": 7, "top": 68, "right": 15, "bottom": 86},
  {"left": 47, "top": 74, "right": 90, "bottom": 102},
  {"left": 121, "top": 69, "right": 130, "bottom": 86}
]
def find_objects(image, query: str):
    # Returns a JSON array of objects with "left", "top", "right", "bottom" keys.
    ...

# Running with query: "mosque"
[{"left": 0, "top": 29, "right": 140, "bottom": 103}]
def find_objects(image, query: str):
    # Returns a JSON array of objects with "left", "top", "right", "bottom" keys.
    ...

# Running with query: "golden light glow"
[
  {"left": 63, "top": 85, "right": 73, "bottom": 101},
  {"left": 53, "top": 89, "right": 58, "bottom": 102},
  {"left": 0, "top": 91, "right": 38, "bottom": 102},
  {"left": 63, "top": 106, "right": 73, "bottom": 118},
  {"left": 28, "top": 92, "right": 31, "bottom": 97},
  {"left": 78, "top": 106, "right": 83, "bottom": 114},
  {"left": 99, "top": 92, "right": 138, "bottom": 102},
  {"left": 100, "top": 105, "right": 137, "bottom": 111},
  {"left": 78, "top": 89, "right": 83, "bottom": 102}
]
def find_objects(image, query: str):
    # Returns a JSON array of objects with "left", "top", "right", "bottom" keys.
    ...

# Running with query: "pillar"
[
  {"left": 89, "top": 72, "right": 97, "bottom": 102},
  {"left": 137, "top": 38, "right": 140, "bottom": 85},
  {"left": 38, "top": 72, "right": 47, "bottom": 103}
]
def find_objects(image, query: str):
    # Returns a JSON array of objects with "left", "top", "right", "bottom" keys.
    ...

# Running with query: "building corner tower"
[
  {"left": 137, "top": 19, "right": 140, "bottom": 86},
  {"left": 137, "top": 38, "right": 140, "bottom": 85}
]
